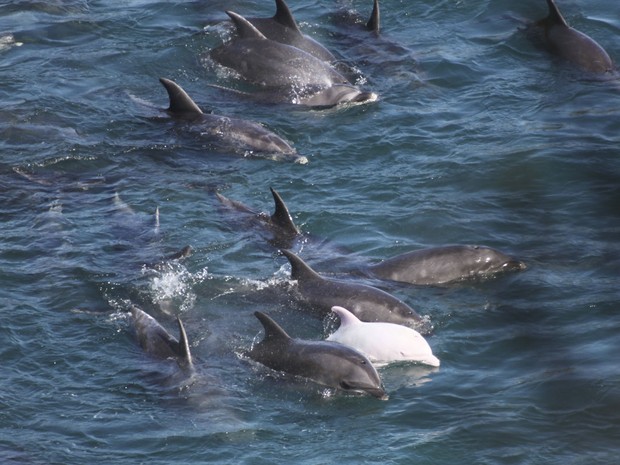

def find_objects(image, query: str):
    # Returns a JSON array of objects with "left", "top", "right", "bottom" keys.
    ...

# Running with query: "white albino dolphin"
[{"left": 327, "top": 306, "right": 440, "bottom": 367}]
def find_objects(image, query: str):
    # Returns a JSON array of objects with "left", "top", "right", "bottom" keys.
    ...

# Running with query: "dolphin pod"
[
  {"left": 280, "top": 249, "right": 429, "bottom": 332},
  {"left": 249, "top": 311, "right": 388, "bottom": 399},
  {"left": 159, "top": 78, "right": 307, "bottom": 163},
  {"left": 215, "top": 188, "right": 525, "bottom": 285},
  {"left": 130, "top": 305, "right": 193, "bottom": 370},
  {"left": 364, "top": 245, "right": 526, "bottom": 285},
  {"left": 210, "top": 10, "right": 377, "bottom": 107},
  {"left": 112, "top": 0, "right": 604, "bottom": 401},
  {"left": 327, "top": 306, "right": 440, "bottom": 367},
  {"left": 537, "top": 0, "right": 613, "bottom": 74}
]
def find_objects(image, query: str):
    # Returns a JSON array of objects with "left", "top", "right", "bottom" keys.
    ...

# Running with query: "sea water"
[{"left": 1, "top": 0, "right": 619, "bottom": 464}]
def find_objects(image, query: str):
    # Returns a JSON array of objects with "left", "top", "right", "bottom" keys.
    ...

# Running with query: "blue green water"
[{"left": 1, "top": 0, "right": 619, "bottom": 463}]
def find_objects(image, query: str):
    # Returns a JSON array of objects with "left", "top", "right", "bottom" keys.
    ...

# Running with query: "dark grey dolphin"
[
  {"left": 130, "top": 305, "right": 193, "bottom": 370},
  {"left": 281, "top": 250, "right": 428, "bottom": 331},
  {"left": 216, "top": 186, "right": 301, "bottom": 249},
  {"left": 210, "top": 11, "right": 377, "bottom": 107},
  {"left": 364, "top": 245, "right": 526, "bottom": 286},
  {"left": 537, "top": 0, "right": 613, "bottom": 73},
  {"left": 249, "top": 311, "right": 387, "bottom": 399},
  {"left": 159, "top": 78, "right": 307, "bottom": 163},
  {"left": 247, "top": 0, "right": 336, "bottom": 62}
]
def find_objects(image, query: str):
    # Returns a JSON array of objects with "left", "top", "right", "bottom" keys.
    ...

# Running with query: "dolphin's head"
[
  {"left": 318, "top": 343, "right": 388, "bottom": 400},
  {"left": 472, "top": 246, "right": 527, "bottom": 275},
  {"left": 298, "top": 84, "right": 378, "bottom": 108}
]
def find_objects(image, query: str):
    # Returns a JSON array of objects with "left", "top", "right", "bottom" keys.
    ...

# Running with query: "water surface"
[{"left": 1, "top": 0, "right": 619, "bottom": 464}]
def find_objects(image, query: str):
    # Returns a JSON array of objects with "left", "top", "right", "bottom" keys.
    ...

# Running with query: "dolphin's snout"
[
  {"left": 505, "top": 259, "right": 527, "bottom": 271},
  {"left": 352, "top": 91, "right": 378, "bottom": 104},
  {"left": 369, "top": 387, "right": 389, "bottom": 401}
]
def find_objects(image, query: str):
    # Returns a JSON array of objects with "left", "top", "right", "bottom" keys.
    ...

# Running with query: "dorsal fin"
[
  {"left": 272, "top": 0, "right": 301, "bottom": 32},
  {"left": 281, "top": 249, "right": 322, "bottom": 282},
  {"left": 159, "top": 78, "right": 203, "bottom": 115},
  {"left": 366, "top": 0, "right": 380, "bottom": 34},
  {"left": 254, "top": 311, "right": 291, "bottom": 342},
  {"left": 165, "top": 245, "right": 193, "bottom": 261},
  {"left": 546, "top": 0, "right": 568, "bottom": 27},
  {"left": 270, "top": 187, "right": 300, "bottom": 235},
  {"left": 215, "top": 192, "right": 257, "bottom": 215},
  {"left": 226, "top": 10, "right": 268, "bottom": 40},
  {"left": 176, "top": 317, "right": 193, "bottom": 367},
  {"left": 331, "top": 306, "right": 361, "bottom": 327},
  {"left": 154, "top": 206, "right": 160, "bottom": 233}
]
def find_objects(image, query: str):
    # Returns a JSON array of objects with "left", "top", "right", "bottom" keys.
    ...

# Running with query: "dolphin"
[
  {"left": 537, "top": 0, "right": 613, "bottom": 73},
  {"left": 249, "top": 311, "right": 387, "bottom": 399},
  {"left": 130, "top": 305, "right": 193, "bottom": 370},
  {"left": 159, "top": 77, "right": 307, "bottom": 163},
  {"left": 246, "top": 0, "right": 336, "bottom": 62},
  {"left": 327, "top": 306, "right": 439, "bottom": 367},
  {"left": 364, "top": 245, "right": 526, "bottom": 285},
  {"left": 210, "top": 11, "right": 377, "bottom": 107},
  {"left": 216, "top": 186, "right": 301, "bottom": 249},
  {"left": 281, "top": 249, "right": 429, "bottom": 331}
]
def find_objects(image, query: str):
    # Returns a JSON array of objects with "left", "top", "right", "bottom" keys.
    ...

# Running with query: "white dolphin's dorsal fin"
[
  {"left": 331, "top": 306, "right": 362, "bottom": 327},
  {"left": 226, "top": 10, "right": 269, "bottom": 40},
  {"left": 254, "top": 311, "right": 291, "bottom": 342},
  {"left": 273, "top": 0, "right": 301, "bottom": 32},
  {"left": 176, "top": 317, "right": 193, "bottom": 367},
  {"left": 281, "top": 249, "right": 322, "bottom": 282},
  {"left": 159, "top": 78, "right": 203, "bottom": 115},
  {"left": 546, "top": 0, "right": 568, "bottom": 27},
  {"left": 270, "top": 187, "right": 300, "bottom": 235}
]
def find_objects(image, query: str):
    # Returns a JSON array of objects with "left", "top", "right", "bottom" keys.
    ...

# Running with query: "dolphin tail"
[
  {"left": 226, "top": 10, "right": 268, "bottom": 40},
  {"left": 254, "top": 311, "right": 291, "bottom": 343},
  {"left": 273, "top": 0, "right": 301, "bottom": 32},
  {"left": 270, "top": 187, "right": 301, "bottom": 235},
  {"left": 281, "top": 249, "right": 322, "bottom": 282},
  {"left": 366, "top": 0, "right": 380, "bottom": 34},
  {"left": 176, "top": 317, "right": 193, "bottom": 368},
  {"left": 159, "top": 78, "right": 204, "bottom": 116}
]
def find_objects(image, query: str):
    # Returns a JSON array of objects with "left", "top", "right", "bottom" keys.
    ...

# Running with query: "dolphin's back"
[{"left": 540, "top": 0, "right": 612, "bottom": 73}]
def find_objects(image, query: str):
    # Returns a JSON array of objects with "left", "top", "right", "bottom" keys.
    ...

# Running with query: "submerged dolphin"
[
  {"left": 247, "top": 0, "right": 336, "bottom": 62},
  {"left": 130, "top": 305, "right": 193, "bottom": 370},
  {"left": 249, "top": 311, "right": 387, "bottom": 399},
  {"left": 159, "top": 78, "right": 307, "bottom": 163},
  {"left": 364, "top": 245, "right": 526, "bottom": 285},
  {"left": 327, "top": 306, "right": 439, "bottom": 367},
  {"left": 281, "top": 250, "right": 428, "bottom": 331},
  {"left": 537, "top": 0, "right": 613, "bottom": 73},
  {"left": 210, "top": 11, "right": 377, "bottom": 107},
  {"left": 216, "top": 186, "right": 301, "bottom": 249}
]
